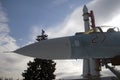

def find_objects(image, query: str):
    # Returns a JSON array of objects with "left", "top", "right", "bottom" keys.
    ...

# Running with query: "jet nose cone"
[{"left": 14, "top": 37, "right": 72, "bottom": 59}]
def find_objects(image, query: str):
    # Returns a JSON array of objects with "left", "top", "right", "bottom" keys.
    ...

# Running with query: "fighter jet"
[
  {"left": 14, "top": 6, "right": 120, "bottom": 63},
  {"left": 14, "top": 27, "right": 120, "bottom": 59}
]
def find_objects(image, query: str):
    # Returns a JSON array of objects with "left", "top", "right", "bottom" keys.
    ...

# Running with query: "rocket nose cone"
[{"left": 83, "top": 5, "right": 88, "bottom": 13}]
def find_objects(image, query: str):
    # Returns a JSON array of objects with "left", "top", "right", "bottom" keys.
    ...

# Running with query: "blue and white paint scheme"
[{"left": 14, "top": 31, "right": 120, "bottom": 59}]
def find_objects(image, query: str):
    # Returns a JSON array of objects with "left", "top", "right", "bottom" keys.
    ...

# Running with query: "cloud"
[
  {"left": 30, "top": 0, "right": 120, "bottom": 79},
  {"left": 87, "top": 0, "right": 120, "bottom": 25},
  {"left": 31, "top": 6, "right": 83, "bottom": 39},
  {"left": 31, "top": 0, "right": 120, "bottom": 39},
  {"left": 54, "top": 59, "right": 83, "bottom": 79},
  {"left": 0, "top": 3, "right": 17, "bottom": 51},
  {"left": 104, "top": 14, "right": 120, "bottom": 27},
  {"left": 0, "top": 53, "right": 32, "bottom": 78},
  {"left": 0, "top": 2, "right": 33, "bottom": 79},
  {"left": 46, "top": 7, "right": 84, "bottom": 38}
]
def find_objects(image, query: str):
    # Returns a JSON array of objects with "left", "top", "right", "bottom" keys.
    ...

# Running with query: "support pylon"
[{"left": 82, "top": 5, "right": 101, "bottom": 78}]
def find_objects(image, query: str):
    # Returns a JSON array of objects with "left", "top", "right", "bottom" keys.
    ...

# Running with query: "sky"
[{"left": 0, "top": 0, "right": 120, "bottom": 79}]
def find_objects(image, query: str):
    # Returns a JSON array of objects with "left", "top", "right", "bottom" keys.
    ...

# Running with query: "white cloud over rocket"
[{"left": 31, "top": 0, "right": 120, "bottom": 79}]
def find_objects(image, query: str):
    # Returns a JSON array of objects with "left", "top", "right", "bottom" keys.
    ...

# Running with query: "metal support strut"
[{"left": 105, "top": 64, "right": 120, "bottom": 79}]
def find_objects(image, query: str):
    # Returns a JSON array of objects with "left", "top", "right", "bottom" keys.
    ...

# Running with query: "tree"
[
  {"left": 22, "top": 30, "right": 56, "bottom": 80},
  {"left": 36, "top": 29, "right": 48, "bottom": 41},
  {"left": 22, "top": 58, "right": 56, "bottom": 80}
]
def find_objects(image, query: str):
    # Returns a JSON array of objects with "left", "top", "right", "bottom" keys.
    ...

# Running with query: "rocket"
[{"left": 83, "top": 5, "right": 90, "bottom": 31}]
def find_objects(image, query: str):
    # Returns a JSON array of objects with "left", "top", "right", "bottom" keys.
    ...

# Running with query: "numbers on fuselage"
[{"left": 91, "top": 33, "right": 106, "bottom": 44}]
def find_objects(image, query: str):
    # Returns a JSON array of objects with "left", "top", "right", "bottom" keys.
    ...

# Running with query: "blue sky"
[
  {"left": 0, "top": 0, "right": 90, "bottom": 79},
  {"left": 0, "top": 0, "right": 120, "bottom": 79},
  {"left": 1, "top": 0, "right": 90, "bottom": 46}
]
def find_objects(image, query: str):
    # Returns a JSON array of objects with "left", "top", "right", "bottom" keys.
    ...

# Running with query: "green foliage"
[{"left": 22, "top": 58, "right": 56, "bottom": 80}]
